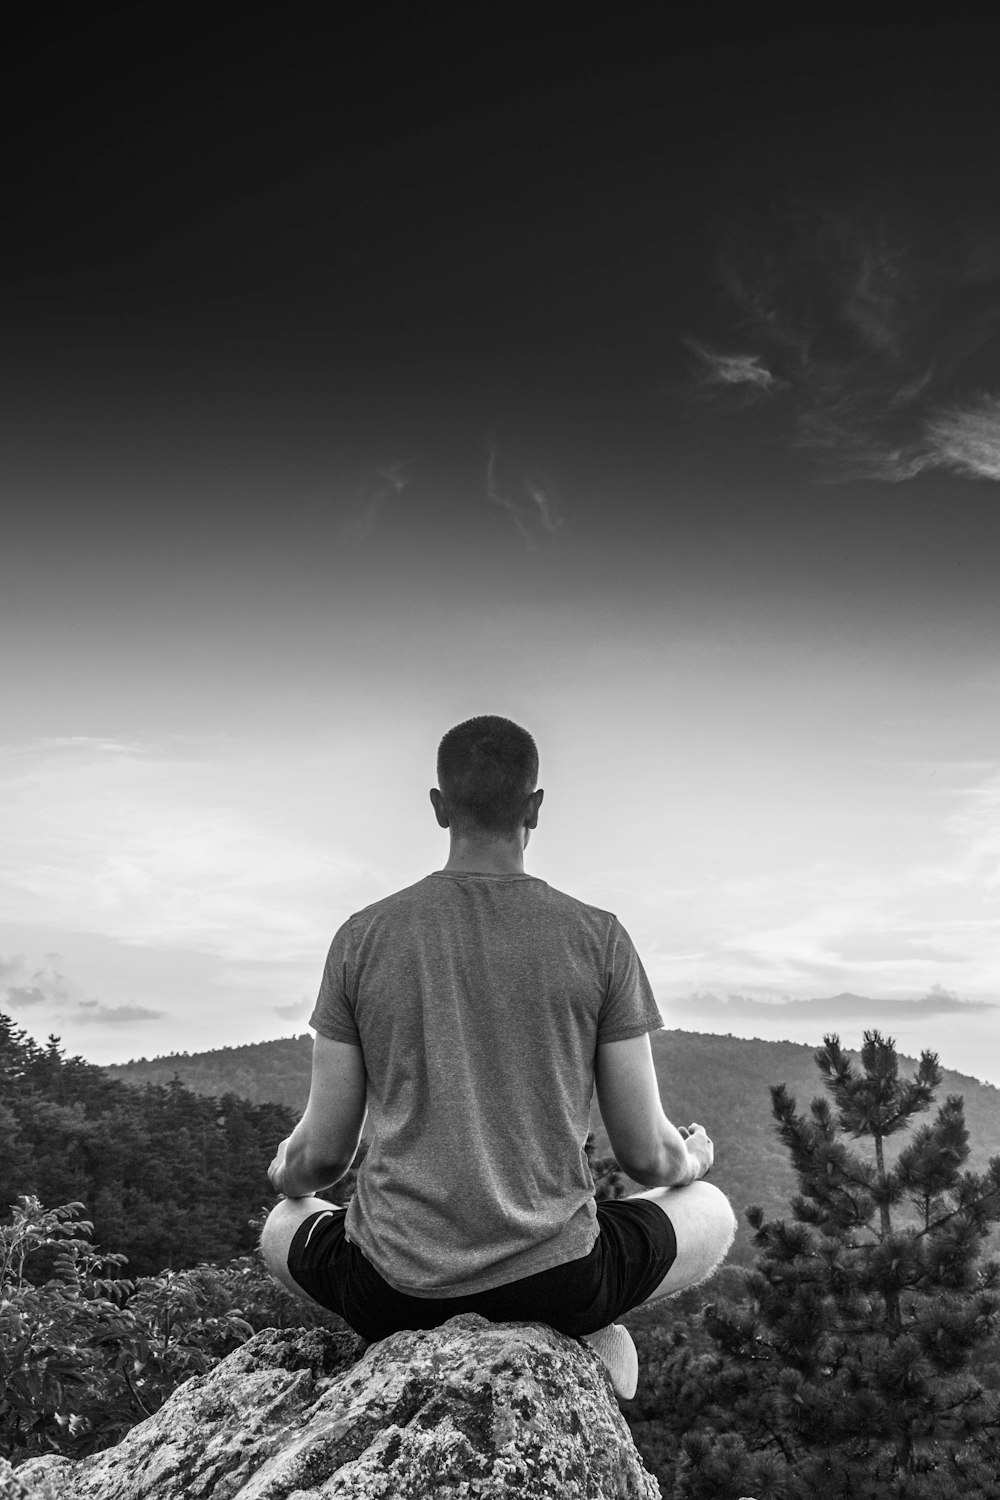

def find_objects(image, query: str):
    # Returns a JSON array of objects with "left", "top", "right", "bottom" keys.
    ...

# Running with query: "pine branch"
[{"left": 911, "top": 1181, "right": 1000, "bottom": 1244}]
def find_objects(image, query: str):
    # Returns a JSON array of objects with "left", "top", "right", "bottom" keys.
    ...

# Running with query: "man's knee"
[
  {"left": 634, "top": 1178, "right": 736, "bottom": 1236},
  {"left": 260, "top": 1200, "right": 296, "bottom": 1283},
  {"left": 259, "top": 1196, "right": 333, "bottom": 1289},
  {"left": 686, "top": 1180, "right": 739, "bottom": 1252},
  {"left": 632, "top": 1179, "right": 738, "bottom": 1295},
  {"left": 679, "top": 1181, "right": 738, "bottom": 1270}
]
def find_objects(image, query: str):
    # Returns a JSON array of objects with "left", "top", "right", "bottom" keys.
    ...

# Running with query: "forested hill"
[
  {"left": 102, "top": 1034, "right": 316, "bottom": 1112},
  {"left": 102, "top": 1029, "right": 1000, "bottom": 1265}
]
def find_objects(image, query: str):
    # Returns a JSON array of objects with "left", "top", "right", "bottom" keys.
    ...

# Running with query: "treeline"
[
  {"left": 0, "top": 1014, "right": 299, "bottom": 1281},
  {"left": 101, "top": 1034, "right": 316, "bottom": 1112}
]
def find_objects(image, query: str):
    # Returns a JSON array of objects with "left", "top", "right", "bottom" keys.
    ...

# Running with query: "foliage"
[
  {"left": 0, "top": 1011, "right": 358, "bottom": 1468},
  {"left": 0, "top": 1195, "right": 350, "bottom": 1467},
  {"left": 668, "top": 1031, "right": 1000, "bottom": 1500},
  {"left": 0, "top": 1014, "right": 301, "bottom": 1281},
  {"left": 619, "top": 1268, "right": 754, "bottom": 1493}
]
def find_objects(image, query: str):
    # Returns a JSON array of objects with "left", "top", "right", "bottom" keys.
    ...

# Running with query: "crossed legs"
[{"left": 260, "top": 1179, "right": 738, "bottom": 1323}]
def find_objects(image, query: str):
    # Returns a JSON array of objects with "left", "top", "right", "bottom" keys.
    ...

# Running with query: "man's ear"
[
  {"left": 525, "top": 788, "right": 544, "bottom": 829},
  {"left": 429, "top": 788, "right": 450, "bottom": 829}
]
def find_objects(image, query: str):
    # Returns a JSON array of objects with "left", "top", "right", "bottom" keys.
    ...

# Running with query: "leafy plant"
[{"left": 0, "top": 1196, "right": 348, "bottom": 1466}]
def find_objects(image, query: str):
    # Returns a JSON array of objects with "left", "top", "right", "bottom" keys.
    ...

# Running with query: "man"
[{"left": 261, "top": 715, "right": 736, "bottom": 1399}]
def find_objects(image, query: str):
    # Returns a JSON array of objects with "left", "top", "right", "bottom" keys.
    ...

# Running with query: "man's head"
[{"left": 432, "top": 715, "right": 542, "bottom": 843}]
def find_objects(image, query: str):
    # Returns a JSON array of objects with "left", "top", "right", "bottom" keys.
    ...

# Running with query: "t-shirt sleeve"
[
  {"left": 597, "top": 917, "right": 664, "bottom": 1044},
  {"left": 308, "top": 918, "right": 363, "bottom": 1046}
]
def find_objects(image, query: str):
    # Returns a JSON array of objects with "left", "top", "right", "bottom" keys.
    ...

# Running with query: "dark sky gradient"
[
  {"left": 3, "top": 11, "right": 999, "bottom": 1071},
  {"left": 6, "top": 15, "right": 1000, "bottom": 625}
]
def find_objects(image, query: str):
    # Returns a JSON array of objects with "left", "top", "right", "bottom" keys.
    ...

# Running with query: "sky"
[{"left": 2, "top": 11, "right": 999, "bottom": 1084}]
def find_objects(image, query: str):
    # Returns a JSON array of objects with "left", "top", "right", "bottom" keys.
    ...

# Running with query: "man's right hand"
[{"left": 677, "top": 1122, "right": 714, "bottom": 1182}]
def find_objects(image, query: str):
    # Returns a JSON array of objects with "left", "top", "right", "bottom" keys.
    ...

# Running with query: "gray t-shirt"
[{"left": 308, "top": 870, "right": 663, "bottom": 1297}]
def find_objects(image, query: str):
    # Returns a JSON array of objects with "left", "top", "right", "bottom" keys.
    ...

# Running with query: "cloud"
[
  {"left": 1, "top": 954, "right": 76, "bottom": 1012},
  {"left": 273, "top": 1000, "right": 313, "bottom": 1022},
  {"left": 679, "top": 196, "right": 1000, "bottom": 483},
  {"left": 682, "top": 338, "right": 782, "bottom": 396},
  {"left": 0, "top": 739, "right": 383, "bottom": 964},
  {"left": 344, "top": 462, "right": 409, "bottom": 541},
  {"left": 909, "top": 763, "right": 1000, "bottom": 892},
  {"left": 521, "top": 477, "right": 563, "bottom": 533},
  {"left": 618, "top": 756, "right": 1000, "bottom": 1010},
  {"left": 925, "top": 395, "right": 1000, "bottom": 480},
  {"left": 485, "top": 442, "right": 564, "bottom": 548},
  {"left": 8, "top": 986, "right": 48, "bottom": 1007},
  {"left": 332, "top": 446, "right": 566, "bottom": 550},
  {"left": 40, "top": 736, "right": 147, "bottom": 755},
  {"left": 669, "top": 988, "right": 995, "bottom": 1026},
  {"left": 947, "top": 766, "right": 1000, "bottom": 889},
  {"left": 75, "top": 1000, "right": 165, "bottom": 1025},
  {"left": 0, "top": 953, "right": 156, "bottom": 1034}
]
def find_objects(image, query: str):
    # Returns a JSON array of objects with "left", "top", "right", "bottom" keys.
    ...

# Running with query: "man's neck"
[{"left": 441, "top": 840, "right": 527, "bottom": 876}]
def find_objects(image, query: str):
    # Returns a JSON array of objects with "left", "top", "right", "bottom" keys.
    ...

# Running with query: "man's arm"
[
  {"left": 267, "top": 1133, "right": 347, "bottom": 1197},
  {"left": 623, "top": 1121, "right": 714, "bottom": 1188},
  {"left": 268, "top": 1033, "right": 369, "bottom": 1198},
  {"left": 595, "top": 1033, "right": 714, "bottom": 1188}
]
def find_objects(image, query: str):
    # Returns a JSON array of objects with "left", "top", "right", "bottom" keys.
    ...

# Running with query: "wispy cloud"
[
  {"left": 678, "top": 197, "right": 1000, "bottom": 483},
  {"left": 485, "top": 441, "right": 564, "bottom": 549},
  {"left": 682, "top": 339, "right": 784, "bottom": 398},
  {"left": 41, "top": 736, "right": 147, "bottom": 755},
  {"left": 75, "top": 1000, "right": 165, "bottom": 1026},
  {"left": 345, "top": 462, "right": 409, "bottom": 541},
  {"left": 333, "top": 446, "right": 566, "bottom": 550},
  {"left": 926, "top": 395, "right": 1000, "bottom": 480},
  {"left": 668, "top": 986, "right": 995, "bottom": 1026},
  {"left": 938, "top": 764, "right": 1000, "bottom": 889}
]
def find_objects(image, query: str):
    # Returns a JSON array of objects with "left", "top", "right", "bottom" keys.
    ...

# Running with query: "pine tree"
[{"left": 673, "top": 1031, "right": 1000, "bottom": 1500}]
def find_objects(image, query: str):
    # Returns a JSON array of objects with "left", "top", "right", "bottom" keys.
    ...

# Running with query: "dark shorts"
[{"left": 285, "top": 1198, "right": 678, "bottom": 1343}]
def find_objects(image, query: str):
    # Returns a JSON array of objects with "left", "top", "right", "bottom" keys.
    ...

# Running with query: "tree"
[{"left": 673, "top": 1031, "right": 1000, "bottom": 1500}]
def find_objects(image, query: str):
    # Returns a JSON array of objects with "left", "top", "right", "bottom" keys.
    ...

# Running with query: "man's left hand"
[{"left": 267, "top": 1136, "right": 292, "bottom": 1195}]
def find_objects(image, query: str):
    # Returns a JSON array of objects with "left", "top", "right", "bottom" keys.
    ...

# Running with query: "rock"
[
  {"left": 11, "top": 1313, "right": 661, "bottom": 1498},
  {"left": 0, "top": 1458, "right": 62, "bottom": 1500}
]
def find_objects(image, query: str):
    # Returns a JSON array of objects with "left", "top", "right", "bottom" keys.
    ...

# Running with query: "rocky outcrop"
[{"left": 10, "top": 1313, "right": 661, "bottom": 1498}]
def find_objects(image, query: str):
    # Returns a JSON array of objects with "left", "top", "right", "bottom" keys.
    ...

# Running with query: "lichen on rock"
[{"left": 11, "top": 1313, "right": 660, "bottom": 1498}]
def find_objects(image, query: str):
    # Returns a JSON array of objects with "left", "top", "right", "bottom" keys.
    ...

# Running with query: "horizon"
[
  {"left": 6, "top": 958, "right": 998, "bottom": 1093},
  {"left": 2, "top": 16, "right": 998, "bottom": 1085},
  {"left": 79, "top": 1017, "right": 998, "bottom": 1097}
]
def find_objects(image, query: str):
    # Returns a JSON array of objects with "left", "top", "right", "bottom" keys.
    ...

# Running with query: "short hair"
[{"left": 436, "top": 716, "right": 539, "bottom": 837}]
